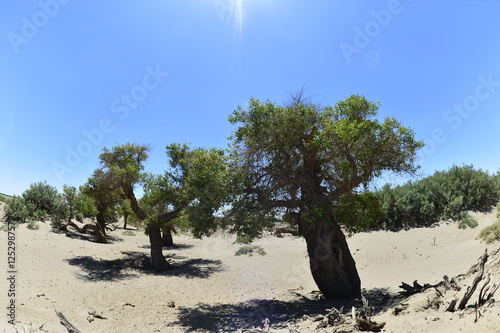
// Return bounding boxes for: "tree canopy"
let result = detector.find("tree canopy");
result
[228,93,424,298]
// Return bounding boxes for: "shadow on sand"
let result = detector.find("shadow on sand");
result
[53,226,124,244]
[66,250,224,282]
[173,288,401,332]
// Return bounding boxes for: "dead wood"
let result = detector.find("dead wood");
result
[55,311,81,333]
[355,318,386,332]
[458,249,488,310]
[65,221,107,243]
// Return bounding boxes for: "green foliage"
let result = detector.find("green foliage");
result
[233,235,253,244]
[0,194,8,202]
[22,181,59,218]
[477,220,500,244]
[121,230,136,236]
[376,165,497,230]
[74,192,98,221]
[5,196,30,222]
[457,212,478,229]
[100,142,233,238]
[27,220,40,230]
[235,245,267,256]
[228,93,423,236]
[336,192,384,235]
[0,222,17,231]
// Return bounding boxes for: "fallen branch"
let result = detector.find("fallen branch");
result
[458,249,488,310]
[55,311,82,333]
[60,221,107,243]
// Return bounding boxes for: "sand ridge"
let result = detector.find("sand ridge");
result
[0,207,498,332]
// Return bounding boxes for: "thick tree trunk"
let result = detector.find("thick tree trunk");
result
[162,225,174,247]
[300,212,361,299]
[147,224,173,271]
[96,211,106,235]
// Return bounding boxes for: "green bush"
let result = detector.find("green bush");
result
[27,221,40,230]
[121,230,136,236]
[457,212,478,229]
[235,245,266,256]
[22,181,60,218]
[477,220,500,244]
[376,165,498,230]
[233,235,253,244]
[5,196,30,222]
[0,194,8,203]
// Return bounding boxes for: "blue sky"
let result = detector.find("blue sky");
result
[1,0,500,196]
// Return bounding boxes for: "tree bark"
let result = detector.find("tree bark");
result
[147,223,173,271]
[300,211,361,299]
[123,214,128,229]
[162,225,174,247]
[96,211,106,235]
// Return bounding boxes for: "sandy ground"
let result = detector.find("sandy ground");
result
[0,202,499,332]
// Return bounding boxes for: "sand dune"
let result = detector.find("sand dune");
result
[0,206,498,332]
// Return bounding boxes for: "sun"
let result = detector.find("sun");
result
[213,0,245,38]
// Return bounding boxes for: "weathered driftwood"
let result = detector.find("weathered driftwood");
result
[478,274,499,307]
[398,280,429,297]
[445,299,458,312]
[458,249,488,310]
[355,318,386,332]
[60,221,107,243]
[55,311,81,333]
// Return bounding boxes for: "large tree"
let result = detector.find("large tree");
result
[228,94,423,299]
[99,143,231,271]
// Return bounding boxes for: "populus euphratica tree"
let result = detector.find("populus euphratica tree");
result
[228,94,424,299]
[99,143,232,271]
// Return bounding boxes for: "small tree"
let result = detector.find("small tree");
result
[61,185,78,223]
[116,197,137,230]
[228,94,423,299]
[22,181,59,220]
[99,143,231,271]
[80,169,120,235]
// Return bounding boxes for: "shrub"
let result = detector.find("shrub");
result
[457,212,478,229]
[5,196,30,222]
[22,181,60,218]
[121,230,136,236]
[477,220,500,244]
[0,194,8,203]
[27,221,40,230]
[376,165,498,230]
[235,245,266,256]
[233,235,253,244]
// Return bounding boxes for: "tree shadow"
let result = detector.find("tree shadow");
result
[137,243,194,250]
[159,258,224,279]
[66,252,224,282]
[66,256,138,282]
[174,287,401,332]
[53,226,124,244]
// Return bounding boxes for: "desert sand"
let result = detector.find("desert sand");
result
[1,202,499,332]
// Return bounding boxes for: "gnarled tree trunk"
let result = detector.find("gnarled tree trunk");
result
[300,211,361,299]
[162,225,174,247]
[96,211,106,235]
[147,223,173,271]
